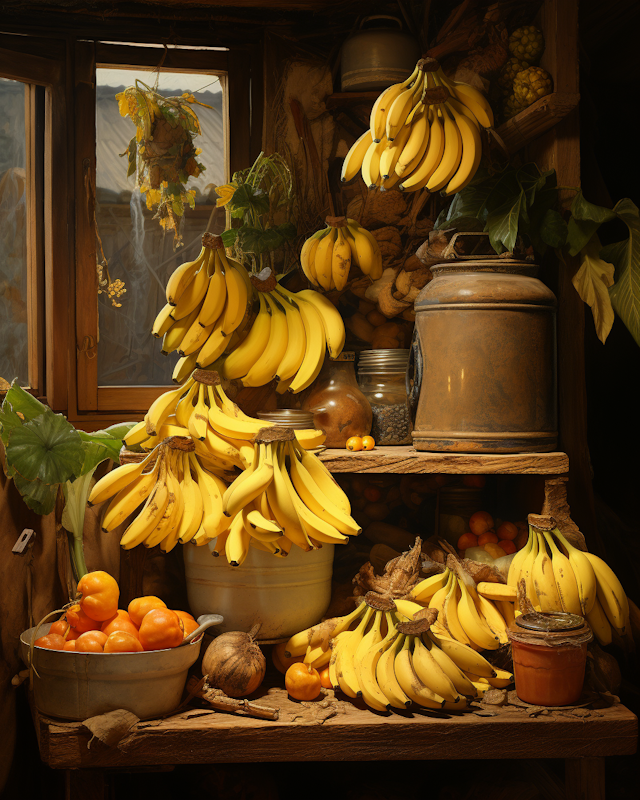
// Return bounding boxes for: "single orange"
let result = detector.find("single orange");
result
[128,596,167,627]
[63,640,77,651]
[498,539,517,555]
[66,604,103,633]
[174,611,199,637]
[75,631,108,653]
[318,665,333,690]
[346,436,363,452]
[477,531,499,546]
[285,662,322,701]
[104,631,144,653]
[361,436,375,451]
[138,608,183,651]
[49,619,71,638]
[34,633,65,651]
[457,532,478,551]
[469,512,494,536]
[101,610,140,639]
[497,521,518,541]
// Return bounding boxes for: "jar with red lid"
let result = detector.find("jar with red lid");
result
[507,612,592,706]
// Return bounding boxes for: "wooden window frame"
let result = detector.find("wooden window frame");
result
[74,41,260,418]
[0,40,69,408]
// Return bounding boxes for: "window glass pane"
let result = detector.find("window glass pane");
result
[95,68,226,386]
[0,78,28,386]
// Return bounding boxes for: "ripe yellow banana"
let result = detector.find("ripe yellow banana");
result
[290,288,345,359]
[225,511,251,566]
[331,226,352,291]
[289,300,326,393]
[376,633,411,708]
[274,294,306,381]
[531,532,563,612]
[439,73,494,128]
[586,596,613,646]
[551,529,597,616]
[299,229,327,286]
[242,293,288,387]
[89,451,155,506]
[195,316,228,368]
[161,306,200,355]
[426,106,462,192]
[341,129,374,182]
[220,255,249,336]
[385,74,424,142]
[101,460,160,532]
[394,637,445,709]
[177,452,204,544]
[443,105,483,196]
[370,65,419,142]
[165,246,207,305]
[172,353,198,384]
[361,136,387,188]
[427,631,496,678]
[395,106,430,176]
[119,460,170,550]
[543,531,582,616]
[410,570,450,604]
[582,550,629,632]
[398,106,445,191]
[379,120,413,179]
[221,293,271,380]
[198,248,227,327]
[152,303,176,338]
[313,226,336,292]
[170,253,210,320]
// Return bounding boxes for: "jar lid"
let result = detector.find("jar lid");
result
[516,612,585,632]
[257,409,315,430]
[358,349,409,374]
[507,613,593,648]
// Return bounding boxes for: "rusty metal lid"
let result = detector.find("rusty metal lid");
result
[507,613,593,647]
[516,612,585,632]
[358,349,409,374]
[256,409,315,430]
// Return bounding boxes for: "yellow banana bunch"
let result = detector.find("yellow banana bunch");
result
[300,217,382,289]
[214,428,360,564]
[342,57,494,196]
[90,436,229,552]
[219,283,345,392]
[283,594,512,712]
[151,232,253,377]
[507,520,630,646]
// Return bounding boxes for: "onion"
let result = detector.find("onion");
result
[201,623,266,698]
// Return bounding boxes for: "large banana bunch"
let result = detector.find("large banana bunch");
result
[300,217,382,289]
[213,427,360,565]
[507,521,630,646]
[151,232,253,381]
[410,566,509,651]
[219,284,345,393]
[341,57,493,196]
[122,370,327,459]
[283,594,512,712]
[88,436,232,552]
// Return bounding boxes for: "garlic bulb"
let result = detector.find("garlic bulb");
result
[202,623,266,698]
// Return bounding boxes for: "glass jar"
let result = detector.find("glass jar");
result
[357,349,412,446]
[302,352,372,448]
[256,409,315,430]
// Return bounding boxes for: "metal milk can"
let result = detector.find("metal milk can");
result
[408,237,557,453]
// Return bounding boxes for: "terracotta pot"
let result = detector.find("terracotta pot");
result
[409,259,557,453]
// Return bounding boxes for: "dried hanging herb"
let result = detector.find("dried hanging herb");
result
[116,80,211,247]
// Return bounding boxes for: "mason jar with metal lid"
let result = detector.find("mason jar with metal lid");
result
[256,409,315,430]
[357,349,412,446]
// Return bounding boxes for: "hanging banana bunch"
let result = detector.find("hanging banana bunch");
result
[152,232,254,382]
[299,216,383,290]
[341,57,494,196]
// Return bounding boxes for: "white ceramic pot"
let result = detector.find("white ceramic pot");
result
[183,543,334,640]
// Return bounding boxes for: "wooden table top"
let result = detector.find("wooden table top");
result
[34,694,637,769]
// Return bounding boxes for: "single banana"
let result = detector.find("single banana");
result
[358,620,397,712]
[581,550,629,632]
[220,293,271,380]
[385,74,424,142]
[289,300,326,394]
[399,107,445,191]
[531,532,564,612]
[207,391,265,441]
[341,129,374,182]
[476,583,517,602]
[187,382,209,441]
[295,442,350,514]
[376,633,411,709]
[379,120,413,179]
[170,254,210,320]
[394,598,427,620]
[198,248,227,327]
[475,594,509,645]
[551,529,598,616]
[172,353,198,384]
[101,461,160,532]
[152,303,176,338]
[520,529,540,606]
[426,106,462,192]
[299,229,327,286]
[225,511,251,566]
[370,65,419,141]
[361,136,387,188]
[161,307,200,355]
[427,572,453,616]
[352,610,384,694]
[166,247,206,305]
[284,602,366,658]
[288,289,345,359]
[190,453,226,542]
[242,293,289,387]
[508,527,533,588]
[496,600,516,626]
[177,453,204,544]
[89,451,155,506]
[177,316,215,357]
[223,443,274,518]
[313,226,336,292]
[345,223,377,278]
[456,579,500,650]
[267,444,313,552]
[195,316,228,368]
[412,635,462,703]
[443,105,483,196]
[439,73,494,128]
[425,636,478,697]
[543,531,582,616]
[220,255,249,336]
[586,596,613,646]
[331,226,352,292]
[394,637,445,709]
[347,222,383,280]
[273,294,306,382]
[441,578,473,647]
[427,631,496,678]
[119,460,170,550]
[395,106,430,176]
[123,420,150,449]
[336,605,375,698]
[410,570,450,604]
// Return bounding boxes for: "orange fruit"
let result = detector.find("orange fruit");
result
[63,640,77,651]
[498,539,517,555]
[318,665,333,690]
[34,633,65,651]
[478,531,499,546]
[361,436,375,451]
[469,512,494,536]
[101,610,140,639]
[457,532,478,551]
[49,619,70,638]
[346,436,363,452]
[285,663,322,701]
[174,611,199,637]
[76,631,108,653]
[66,604,102,633]
[483,542,507,560]
[104,631,144,653]
[138,608,183,651]
[128,596,167,627]
[497,521,518,541]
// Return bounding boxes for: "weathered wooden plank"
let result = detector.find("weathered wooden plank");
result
[38,704,637,770]
[319,447,569,475]
[97,386,171,413]
[496,92,580,155]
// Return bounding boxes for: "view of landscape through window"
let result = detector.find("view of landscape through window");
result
[96,68,225,387]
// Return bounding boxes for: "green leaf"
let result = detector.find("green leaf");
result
[566,190,617,256]
[5,412,84,485]
[540,209,568,248]
[12,475,58,516]
[230,184,270,217]
[518,164,555,207]
[604,198,640,346]
[236,221,296,255]
[221,228,238,247]
[572,235,615,344]
[275,221,297,241]
[485,190,526,253]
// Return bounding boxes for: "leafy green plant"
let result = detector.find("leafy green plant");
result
[0,382,135,578]
[215,152,296,270]
[435,164,640,345]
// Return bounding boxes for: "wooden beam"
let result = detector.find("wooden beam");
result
[496,92,580,155]
[95,43,228,74]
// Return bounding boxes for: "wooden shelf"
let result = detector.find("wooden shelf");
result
[496,91,580,154]
[34,701,637,770]
[319,447,569,475]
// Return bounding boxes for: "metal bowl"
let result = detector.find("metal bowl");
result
[20,623,205,720]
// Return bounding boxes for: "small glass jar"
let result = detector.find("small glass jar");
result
[357,349,412,446]
[302,352,372,448]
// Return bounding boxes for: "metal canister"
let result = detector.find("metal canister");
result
[341,16,420,92]
[408,245,557,453]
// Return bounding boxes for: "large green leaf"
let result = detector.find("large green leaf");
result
[572,235,615,344]
[12,474,59,516]
[237,222,297,254]
[231,184,270,217]
[566,190,618,256]
[517,164,555,208]
[5,412,84,484]
[604,198,640,346]
[220,228,238,247]
[78,423,135,474]
[485,190,527,253]
[540,209,568,249]
[0,382,48,445]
